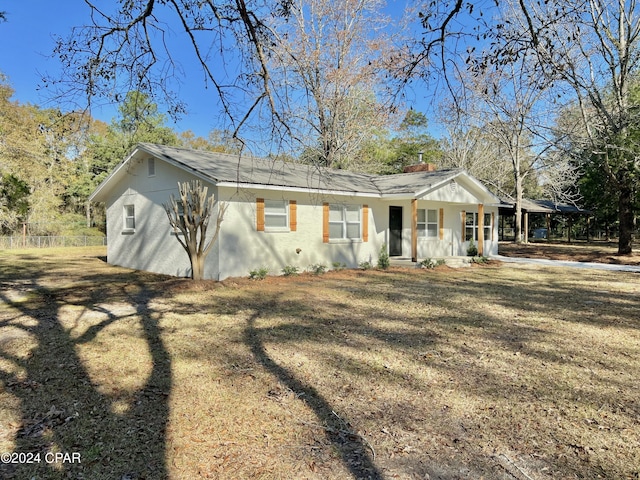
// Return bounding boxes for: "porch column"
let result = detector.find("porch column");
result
[477,204,484,256]
[411,199,418,262]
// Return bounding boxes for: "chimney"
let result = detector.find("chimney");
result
[403,151,437,173]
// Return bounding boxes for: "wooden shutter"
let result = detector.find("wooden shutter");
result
[439,208,444,240]
[289,200,297,231]
[362,205,369,242]
[322,203,329,243]
[256,198,265,231]
[461,210,466,241]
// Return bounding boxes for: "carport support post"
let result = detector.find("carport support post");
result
[568,215,573,243]
[546,214,551,242]
[411,199,418,262]
[523,211,529,243]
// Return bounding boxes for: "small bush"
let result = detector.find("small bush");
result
[281,265,299,276]
[308,263,327,275]
[332,262,346,271]
[377,243,390,270]
[467,239,478,257]
[359,260,373,270]
[249,267,269,280]
[421,258,446,269]
[471,256,489,264]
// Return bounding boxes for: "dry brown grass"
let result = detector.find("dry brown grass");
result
[499,241,640,266]
[1,246,639,479]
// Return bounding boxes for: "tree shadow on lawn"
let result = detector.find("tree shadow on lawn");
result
[245,311,384,479]
[200,268,640,479]
[0,270,171,480]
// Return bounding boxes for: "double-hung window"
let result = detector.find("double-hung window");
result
[417,209,438,238]
[465,212,492,241]
[123,204,135,231]
[264,200,288,230]
[329,204,361,240]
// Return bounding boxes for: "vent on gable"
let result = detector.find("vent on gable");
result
[148,157,156,177]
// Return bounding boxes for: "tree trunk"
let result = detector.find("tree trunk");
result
[514,175,524,244]
[618,185,634,255]
[86,201,91,228]
[192,254,205,281]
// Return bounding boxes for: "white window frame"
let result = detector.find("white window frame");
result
[418,209,438,238]
[264,199,289,231]
[465,212,492,241]
[329,204,361,240]
[123,204,135,232]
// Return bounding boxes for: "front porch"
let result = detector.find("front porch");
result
[389,256,472,268]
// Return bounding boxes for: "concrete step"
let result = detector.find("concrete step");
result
[389,257,472,268]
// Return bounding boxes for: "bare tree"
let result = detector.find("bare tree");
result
[163,180,227,280]
[513,0,640,254]
[263,0,399,168]
[49,0,288,140]
[50,0,406,163]
[412,0,640,254]
[439,60,579,242]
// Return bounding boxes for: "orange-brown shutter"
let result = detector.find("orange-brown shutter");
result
[362,205,369,242]
[256,198,265,231]
[322,203,329,243]
[289,200,297,231]
[439,208,444,240]
[461,210,466,241]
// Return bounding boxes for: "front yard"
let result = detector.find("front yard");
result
[0,247,639,479]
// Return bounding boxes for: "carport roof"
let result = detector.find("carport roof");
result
[499,197,591,214]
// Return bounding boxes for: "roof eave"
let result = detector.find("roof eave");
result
[216,181,381,197]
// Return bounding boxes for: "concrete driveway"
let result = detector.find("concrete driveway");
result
[491,255,640,273]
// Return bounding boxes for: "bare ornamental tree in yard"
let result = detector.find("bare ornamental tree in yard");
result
[163,180,226,280]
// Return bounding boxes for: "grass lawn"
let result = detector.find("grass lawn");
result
[0,246,639,479]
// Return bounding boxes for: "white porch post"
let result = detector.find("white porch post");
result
[477,204,484,256]
[411,199,418,262]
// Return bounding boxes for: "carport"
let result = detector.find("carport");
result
[499,198,591,243]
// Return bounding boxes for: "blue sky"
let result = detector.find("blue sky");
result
[0,1,236,137]
[0,1,435,141]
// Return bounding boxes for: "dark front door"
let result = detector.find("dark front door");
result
[389,206,403,256]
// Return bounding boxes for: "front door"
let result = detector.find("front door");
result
[389,206,403,256]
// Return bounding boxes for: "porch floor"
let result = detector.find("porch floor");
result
[389,256,472,268]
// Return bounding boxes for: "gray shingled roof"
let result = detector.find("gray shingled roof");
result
[499,196,590,214]
[138,143,461,196]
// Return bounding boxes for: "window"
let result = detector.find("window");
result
[465,212,492,241]
[148,158,155,176]
[417,209,438,238]
[329,204,361,240]
[264,200,288,229]
[484,213,492,240]
[124,204,135,231]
